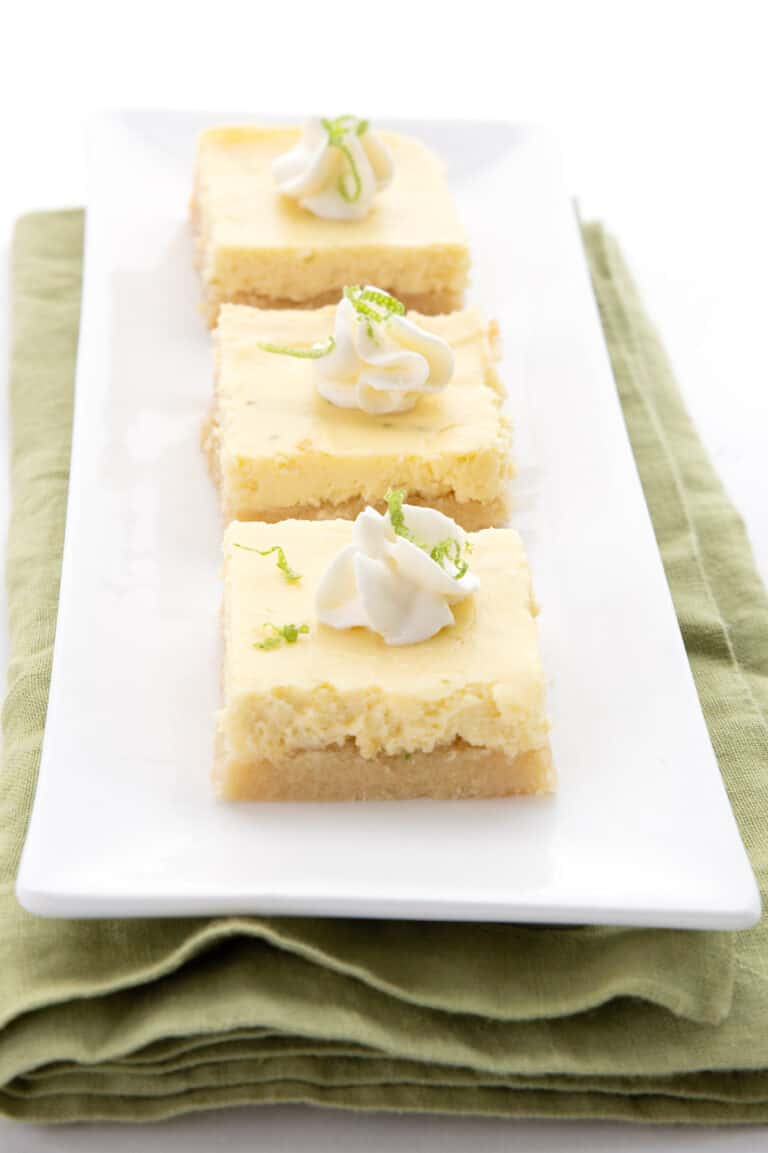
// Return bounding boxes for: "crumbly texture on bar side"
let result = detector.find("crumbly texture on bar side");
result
[191,196,467,326]
[201,412,508,530]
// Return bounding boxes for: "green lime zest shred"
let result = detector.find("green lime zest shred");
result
[321,115,356,136]
[233,543,302,582]
[344,285,405,322]
[254,633,282,651]
[343,285,405,340]
[254,622,310,651]
[320,115,370,203]
[385,488,421,545]
[430,537,470,580]
[385,489,471,581]
[257,336,335,360]
[336,141,362,203]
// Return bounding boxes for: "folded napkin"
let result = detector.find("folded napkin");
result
[1,210,766,1124]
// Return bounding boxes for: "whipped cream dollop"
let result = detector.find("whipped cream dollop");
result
[315,286,454,414]
[273,116,393,221]
[316,499,478,646]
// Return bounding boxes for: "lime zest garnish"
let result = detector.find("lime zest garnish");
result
[344,285,405,322]
[254,622,310,651]
[385,487,422,546]
[257,336,335,360]
[430,537,470,580]
[385,488,471,581]
[320,115,370,203]
[255,633,282,651]
[336,141,362,203]
[322,114,356,135]
[344,285,406,340]
[233,543,302,582]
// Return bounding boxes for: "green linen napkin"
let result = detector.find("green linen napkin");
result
[1,209,766,1124]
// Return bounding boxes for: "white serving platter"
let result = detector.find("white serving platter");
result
[16,111,760,927]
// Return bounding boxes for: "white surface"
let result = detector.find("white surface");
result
[15,110,759,927]
[0,1112,764,1153]
[1,0,767,1149]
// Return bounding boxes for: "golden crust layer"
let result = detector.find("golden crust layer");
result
[216,737,554,802]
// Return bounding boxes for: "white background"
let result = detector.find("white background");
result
[0,0,766,1149]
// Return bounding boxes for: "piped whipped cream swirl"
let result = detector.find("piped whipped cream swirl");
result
[315,286,454,414]
[316,497,478,646]
[273,116,393,221]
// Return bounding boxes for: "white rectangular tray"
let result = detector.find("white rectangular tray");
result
[16,111,760,926]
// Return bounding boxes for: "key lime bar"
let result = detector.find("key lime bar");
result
[204,304,512,530]
[217,519,552,801]
[192,125,470,325]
